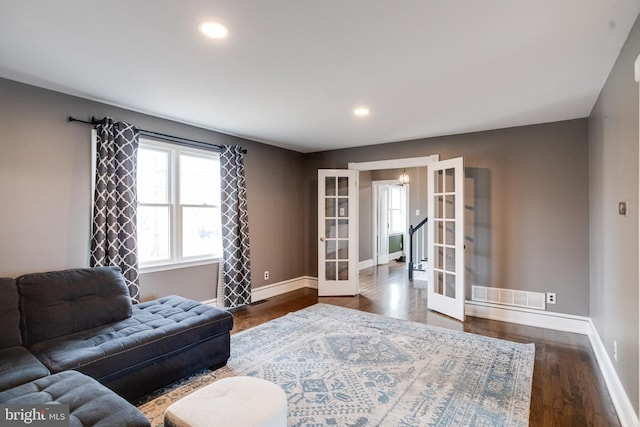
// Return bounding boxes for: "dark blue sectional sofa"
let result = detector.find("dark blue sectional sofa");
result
[0,267,234,426]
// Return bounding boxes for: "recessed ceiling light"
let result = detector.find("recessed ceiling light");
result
[353,107,370,117]
[199,21,228,39]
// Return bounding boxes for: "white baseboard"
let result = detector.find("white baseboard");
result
[465,300,592,335]
[587,320,639,427]
[358,259,374,270]
[252,276,317,302]
[359,254,405,271]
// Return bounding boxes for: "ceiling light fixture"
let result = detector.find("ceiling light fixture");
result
[353,107,370,117]
[399,169,410,185]
[199,21,228,39]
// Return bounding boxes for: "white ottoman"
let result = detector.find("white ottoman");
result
[164,376,288,427]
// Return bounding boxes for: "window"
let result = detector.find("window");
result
[137,139,222,269]
[388,185,406,234]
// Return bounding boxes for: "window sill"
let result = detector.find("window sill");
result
[140,258,221,274]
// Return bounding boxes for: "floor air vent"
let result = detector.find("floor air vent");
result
[471,285,546,310]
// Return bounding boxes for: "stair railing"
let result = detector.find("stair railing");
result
[408,217,428,281]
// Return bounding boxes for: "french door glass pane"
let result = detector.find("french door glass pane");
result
[325,219,337,238]
[137,148,169,204]
[436,170,444,193]
[338,177,348,196]
[182,206,221,257]
[446,222,456,245]
[325,240,336,260]
[337,198,349,217]
[338,219,349,238]
[435,196,443,218]
[337,240,349,259]
[445,247,456,271]
[180,154,219,205]
[445,168,455,192]
[325,262,336,280]
[325,177,336,196]
[436,271,444,294]
[137,206,170,262]
[435,221,444,244]
[325,198,336,217]
[446,195,455,218]
[435,246,443,269]
[338,262,349,280]
[445,273,456,298]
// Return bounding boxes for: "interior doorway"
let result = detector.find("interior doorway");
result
[373,181,409,265]
[348,155,438,275]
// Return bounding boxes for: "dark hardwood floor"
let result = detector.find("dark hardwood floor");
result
[231,261,620,427]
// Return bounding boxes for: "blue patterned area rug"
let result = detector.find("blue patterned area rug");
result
[138,303,535,426]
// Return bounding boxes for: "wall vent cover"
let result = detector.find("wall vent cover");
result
[471,285,546,310]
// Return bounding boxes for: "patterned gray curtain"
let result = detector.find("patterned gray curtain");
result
[90,117,141,302]
[217,145,252,308]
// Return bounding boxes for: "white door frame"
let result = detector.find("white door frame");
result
[348,155,439,172]
[372,180,410,265]
[350,155,439,270]
[377,184,390,265]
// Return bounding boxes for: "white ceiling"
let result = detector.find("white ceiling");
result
[1,1,639,153]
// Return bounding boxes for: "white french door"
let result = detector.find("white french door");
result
[427,157,465,321]
[318,170,359,296]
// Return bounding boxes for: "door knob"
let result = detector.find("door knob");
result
[320,237,325,242]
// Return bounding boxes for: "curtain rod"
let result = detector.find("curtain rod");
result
[68,116,247,154]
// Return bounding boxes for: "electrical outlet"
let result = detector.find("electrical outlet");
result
[546,292,556,304]
[613,340,618,362]
[263,271,269,280]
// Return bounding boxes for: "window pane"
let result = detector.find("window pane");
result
[180,154,220,205]
[390,209,403,233]
[390,186,402,208]
[137,147,169,204]
[137,206,170,262]
[182,206,221,257]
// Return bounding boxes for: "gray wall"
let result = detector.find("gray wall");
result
[0,78,306,301]
[588,15,640,414]
[304,119,590,316]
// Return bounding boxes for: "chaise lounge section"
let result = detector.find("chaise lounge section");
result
[17,267,233,401]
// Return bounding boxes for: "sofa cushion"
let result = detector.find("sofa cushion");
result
[0,370,150,427]
[29,296,233,382]
[0,347,49,392]
[0,278,21,349]
[16,267,133,346]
